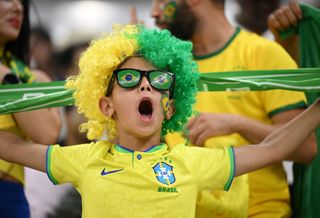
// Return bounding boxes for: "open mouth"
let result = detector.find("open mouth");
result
[138,99,153,120]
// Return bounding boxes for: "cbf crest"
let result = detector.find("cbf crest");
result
[153,162,176,185]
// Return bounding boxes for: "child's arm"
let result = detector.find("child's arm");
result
[234,99,320,176]
[0,131,47,172]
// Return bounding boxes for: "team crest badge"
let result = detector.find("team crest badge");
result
[153,162,176,185]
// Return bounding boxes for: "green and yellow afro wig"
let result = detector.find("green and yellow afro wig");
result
[66,24,199,140]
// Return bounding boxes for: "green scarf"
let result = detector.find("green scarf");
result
[281,4,320,218]
[0,67,320,114]
[0,48,34,83]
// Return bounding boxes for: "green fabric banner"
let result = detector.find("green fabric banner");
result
[281,4,320,218]
[1,68,320,115]
[197,68,320,92]
[0,81,74,114]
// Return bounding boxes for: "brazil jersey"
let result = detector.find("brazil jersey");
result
[46,141,235,218]
[166,28,307,218]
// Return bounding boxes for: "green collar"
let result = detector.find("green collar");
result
[193,27,241,60]
[114,143,165,153]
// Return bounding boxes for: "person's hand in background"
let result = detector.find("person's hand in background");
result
[129,6,144,25]
[268,1,302,63]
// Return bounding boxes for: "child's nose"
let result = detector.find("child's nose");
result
[139,77,152,93]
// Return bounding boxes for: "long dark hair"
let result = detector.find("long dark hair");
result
[5,0,30,64]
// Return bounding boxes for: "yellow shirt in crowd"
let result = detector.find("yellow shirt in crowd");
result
[166,27,307,218]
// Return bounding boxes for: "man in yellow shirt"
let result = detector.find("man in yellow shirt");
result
[150,0,317,217]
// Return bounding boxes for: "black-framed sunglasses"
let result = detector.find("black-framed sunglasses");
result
[106,68,175,98]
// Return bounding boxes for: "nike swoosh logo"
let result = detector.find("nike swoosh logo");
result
[101,168,123,176]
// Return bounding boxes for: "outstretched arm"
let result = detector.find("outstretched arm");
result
[0,131,47,172]
[234,99,320,176]
[187,108,316,163]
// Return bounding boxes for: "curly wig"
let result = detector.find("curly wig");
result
[65,24,199,140]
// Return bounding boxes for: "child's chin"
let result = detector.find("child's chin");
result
[135,127,158,137]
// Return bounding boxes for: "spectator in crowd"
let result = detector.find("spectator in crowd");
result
[149,0,317,217]
[0,0,61,217]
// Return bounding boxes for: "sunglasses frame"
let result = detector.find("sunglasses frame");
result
[106,68,175,98]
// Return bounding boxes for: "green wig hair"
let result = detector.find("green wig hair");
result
[66,24,199,140]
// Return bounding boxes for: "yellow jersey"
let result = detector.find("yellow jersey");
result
[46,141,235,218]
[166,27,307,218]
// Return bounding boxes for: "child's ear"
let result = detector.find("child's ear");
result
[165,99,175,120]
[99,96,115,117]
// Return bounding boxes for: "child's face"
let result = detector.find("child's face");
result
[100,57,174,139]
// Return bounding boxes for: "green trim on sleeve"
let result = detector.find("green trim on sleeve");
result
[268,101,307,118]
[46,146,59,185]
[224,146,235,191]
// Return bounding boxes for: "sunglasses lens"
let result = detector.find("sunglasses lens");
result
[115,69,173,92]
[149,71,172,90]
[117,69,141,88]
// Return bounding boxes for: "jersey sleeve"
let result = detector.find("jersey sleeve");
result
[253,37,297,70]
[259,90,307,117]
[46,143,91,187]
[185,146,235,191]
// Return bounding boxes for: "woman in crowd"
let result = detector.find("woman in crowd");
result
[0,0,61,217]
